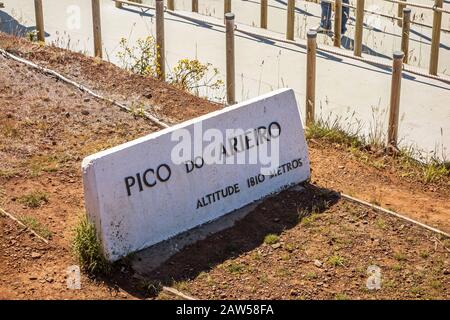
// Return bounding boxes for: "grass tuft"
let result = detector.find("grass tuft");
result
[72,214,110,275]
[328,254,346,267]
[18,191,49,208]
[226,262,246,274]
[393,252,407,262]
[335,292,349,300]
[263,233,280,245]
[306,119,361,148]
[422,162,449,183]
[19,215,52,239]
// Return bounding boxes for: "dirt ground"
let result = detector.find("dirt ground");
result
[151,185,449,300]
[0,34,448,299]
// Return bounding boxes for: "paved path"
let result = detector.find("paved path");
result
[1,0,449,160]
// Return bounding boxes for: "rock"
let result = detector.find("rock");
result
[81,110,90,116]
[271,243,281,249]
[31,252,41,259]
[314,259,323,268]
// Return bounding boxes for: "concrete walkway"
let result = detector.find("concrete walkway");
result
[1,0,449,160]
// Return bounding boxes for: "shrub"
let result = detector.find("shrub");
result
[117,36,161,77]
[168,58,223,96]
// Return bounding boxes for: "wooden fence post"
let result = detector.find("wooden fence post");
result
[168,0,175,11]
[192,0,198,12]
[429,0,443,75]
[34,0,45,42]
[354,0,364,56]
[224,0,231,15]
[401,8,411,63]
[388,51,404,147]
[260,0,268,29]
[397,0,406,27]
[91,0,102,58]
[156,0,165,81]
[306,31,317,126]
[286,0,295,40]
[225,13,235,105]
[333,0,342,47]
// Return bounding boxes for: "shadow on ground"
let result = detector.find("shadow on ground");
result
[105,183,340,298]
[0,10,49,38]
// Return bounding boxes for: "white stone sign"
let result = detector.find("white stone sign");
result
[82,88,310,261]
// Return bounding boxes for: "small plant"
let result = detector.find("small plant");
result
[300,213,319,227]
[335,293,349,300]
[72,213,110,274]
[328,254,345,267]
[264,233,279,245]
[281,253,290,261]
[0,168,17,179]
[410,286,423,295]
[394,252,407,261]
[117,36,161,77]
[422,161,449,183]
[28,154,64,177]
[376,218,386,229]
[306,116,362,148]
[392,263,402,272]
[129,102,146,118]
[275,267,291,277]
[117,37,224,102]
[18,191,49,208]
[139,279,162,296]
[19,215,52,239]
[383,279,397,288]
[226,262,246,274]
[430,280,441,289]
[168,59,224,97]
[26,30,38,42]
[173,280,190,292]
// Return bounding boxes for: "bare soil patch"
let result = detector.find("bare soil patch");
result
[150,185,449,300]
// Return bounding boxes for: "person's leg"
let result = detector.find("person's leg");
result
[320,1,332,30]
[341,0,350,34]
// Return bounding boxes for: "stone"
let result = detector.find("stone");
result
[314,259,323,268]
[31,252,41,259]
[83,89,310,261]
